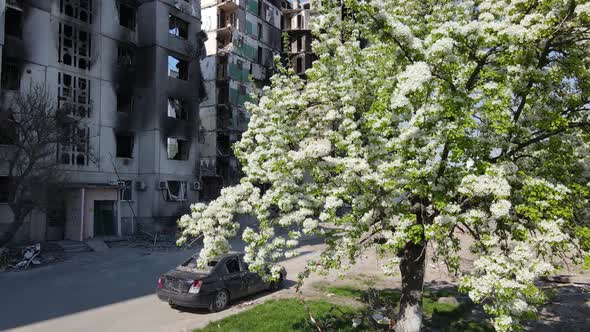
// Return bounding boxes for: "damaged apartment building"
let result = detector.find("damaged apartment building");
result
[198,0,282,199]
[0,0,209,243]
[281,0,314,77]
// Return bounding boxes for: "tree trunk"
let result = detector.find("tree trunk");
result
[0,212,24,247]
[395,240,426,332]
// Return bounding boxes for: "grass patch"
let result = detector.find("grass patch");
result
[315,284,493,332]
[194,299,366,332]
[583,255,590,270]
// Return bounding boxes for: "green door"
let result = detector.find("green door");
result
[94,201,116,237]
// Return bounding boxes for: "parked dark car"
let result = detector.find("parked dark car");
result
[156,252,286,312]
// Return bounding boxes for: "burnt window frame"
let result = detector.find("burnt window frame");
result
[165,180,187,201]
[58,22,92,70]
[167,55,189,81]
[119,180,133,201]
[167,97,189,120]
[118,2,136,30]
[5,7,23,38]
[58,72,91,118]
[59,125,90,166]
[1,59,21,91]
[257,22,263,40]
[167,137,189,160]
[116,90,134,113]
[116,45,135,68]
[115,132,135,159]
[168,14,189,40]
[60,0,93,24]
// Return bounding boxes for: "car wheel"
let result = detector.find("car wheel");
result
[269,276,283,291]
[210,290,229,312]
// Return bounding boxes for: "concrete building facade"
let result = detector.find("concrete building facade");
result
[0,0,207,242]
[281,0,314,77]
[198,0,282,199]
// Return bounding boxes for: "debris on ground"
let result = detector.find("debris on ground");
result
[352,318,362,328]
[105,233,182,251]
[0,242,65,272]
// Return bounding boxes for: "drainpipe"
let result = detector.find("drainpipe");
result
[80,188,85,241]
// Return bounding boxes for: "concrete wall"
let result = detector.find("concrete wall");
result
[0,0,206,242]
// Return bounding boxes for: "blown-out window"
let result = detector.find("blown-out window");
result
[167,98,188,120]
[167,138,189,160]
[1,60,20,91]
[119,180,132,201]
[165,181,187,201]
[169,15,188,39]
[168,55,188,80]
[115,132,134,158]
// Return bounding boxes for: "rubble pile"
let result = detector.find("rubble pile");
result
[0,243,64,272]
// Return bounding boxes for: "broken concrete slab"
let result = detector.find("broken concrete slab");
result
[85,239,110,252]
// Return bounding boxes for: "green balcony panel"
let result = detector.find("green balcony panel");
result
[247,0,258,14]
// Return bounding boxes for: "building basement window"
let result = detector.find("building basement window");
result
[119,3,136,30]
[169,15,188,39]
[116,132,134,158]
[168,55,188,80]
[167,138,189,160]
[5,8,22,38]
[165,181,187,201]
[0,177,9,203]
[119,180,133,201]
[1,60,20,91]
[167,97,188,120]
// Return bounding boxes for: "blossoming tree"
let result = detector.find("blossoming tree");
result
[178,0,590,330]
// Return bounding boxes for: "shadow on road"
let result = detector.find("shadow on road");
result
[0,236,320,331]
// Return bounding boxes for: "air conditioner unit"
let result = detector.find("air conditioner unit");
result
[191,181,202,191]
[135,181,147,191]
[157,181,169,190]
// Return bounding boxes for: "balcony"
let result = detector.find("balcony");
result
[218,0,238,12]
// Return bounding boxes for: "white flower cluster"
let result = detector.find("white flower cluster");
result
[462,243,558,331]
[459,172,511,198]
[390,62,432,108]
[174,1,590,331]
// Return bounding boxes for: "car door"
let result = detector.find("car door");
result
[222,257,247,299]
[239,256,265,295]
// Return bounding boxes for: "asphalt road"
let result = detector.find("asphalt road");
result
[0,242,321,332]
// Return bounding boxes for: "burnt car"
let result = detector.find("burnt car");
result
[156,252,286,312]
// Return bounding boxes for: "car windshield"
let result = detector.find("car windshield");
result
[177,257,218,272]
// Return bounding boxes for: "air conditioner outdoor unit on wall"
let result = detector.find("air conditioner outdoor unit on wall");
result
[157,181,168,190]
[191,181,202,191]
[135,181,147,191]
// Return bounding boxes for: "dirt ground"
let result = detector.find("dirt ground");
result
[284,235,590,331]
